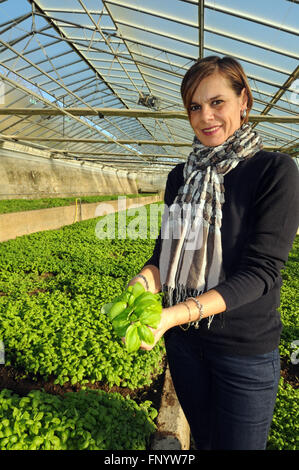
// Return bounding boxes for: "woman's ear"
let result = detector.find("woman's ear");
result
[240,87,248,110]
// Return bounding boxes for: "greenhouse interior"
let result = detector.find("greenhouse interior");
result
[0,0,298,452]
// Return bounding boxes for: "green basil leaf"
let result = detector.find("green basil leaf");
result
[133,299,157,313]
[118,291,135,306]
[108,301,127,320]
[133,292,156,306]
[125,324,141,353]
[130,282,145,298]
[112,310,131,329]
[100,302,113,315]
[134,301,162,319]
[126,292,135,306]
[130,313,138,322]
[137,324,155,345]
[138,310,161,329]
[114,323,130,338]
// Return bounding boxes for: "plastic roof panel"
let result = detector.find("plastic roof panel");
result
[0,0,298,170]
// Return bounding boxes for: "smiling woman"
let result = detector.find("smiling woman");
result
[127,55,299,450]
[181,55,253,147]
[188,73,247,147]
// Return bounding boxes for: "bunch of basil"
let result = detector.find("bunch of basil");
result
[102,282,162,353]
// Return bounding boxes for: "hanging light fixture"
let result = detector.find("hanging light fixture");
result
[138,92,159,109]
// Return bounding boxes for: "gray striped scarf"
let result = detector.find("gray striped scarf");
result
[159,123,263,327]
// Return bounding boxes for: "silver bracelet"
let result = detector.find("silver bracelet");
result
[186,297,204,329]
[179,302,192,331]
[129,274,149,291]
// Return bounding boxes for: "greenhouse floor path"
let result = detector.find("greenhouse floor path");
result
[0,194,162,242]
[151,365,190,450]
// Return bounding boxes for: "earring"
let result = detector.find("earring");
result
[241,108,247,119]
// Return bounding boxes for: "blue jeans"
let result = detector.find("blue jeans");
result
[164,328,280,450]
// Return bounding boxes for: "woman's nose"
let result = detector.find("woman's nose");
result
[201,105,214,122]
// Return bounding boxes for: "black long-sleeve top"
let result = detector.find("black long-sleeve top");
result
[143,150,299,355]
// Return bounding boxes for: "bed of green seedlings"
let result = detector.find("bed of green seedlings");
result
[0,201,297,450]
[0,388,157,450]
[267,235,299,450]
[0,205,165,389]
[267,378,298,450]
[0,193,157,214]
[278,235,299,360]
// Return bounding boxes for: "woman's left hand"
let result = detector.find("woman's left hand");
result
[139,310,169,350]
[122,308,171,352]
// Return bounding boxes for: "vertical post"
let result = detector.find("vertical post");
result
[198,0,205,59]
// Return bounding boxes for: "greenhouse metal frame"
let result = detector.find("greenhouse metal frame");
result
[0,0,298,172]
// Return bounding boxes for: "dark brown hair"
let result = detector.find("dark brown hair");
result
[181,56,253,124]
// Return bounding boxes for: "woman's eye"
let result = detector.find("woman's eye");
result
[190,104,201,112]
[212,100,223,106]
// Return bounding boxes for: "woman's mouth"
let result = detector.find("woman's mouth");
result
[201,126,221,136]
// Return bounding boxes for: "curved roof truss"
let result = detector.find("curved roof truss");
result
[0,0,298,171]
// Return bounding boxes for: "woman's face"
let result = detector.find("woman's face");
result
[189,71,247,147]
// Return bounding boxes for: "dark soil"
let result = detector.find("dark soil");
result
[280,356,298,389]
[0,356,297,452]
[0,356,167,411]
[0,354,296,427]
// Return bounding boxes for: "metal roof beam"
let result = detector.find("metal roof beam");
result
[101,0,299,38]
[104,0,197,27]
[179,0,299,36]
[0,40,150,143]
[0,134,290,156]
[110,18,198,48]
[1,108,298,123]
[79,30,297,93]
[5,32,296,107]
[5,42,74,71]
[27,0,128,110]
[138,69,299,114]
[50,151,183,158]
[0,12,32,33]
[0,73,149,161]
[76,0,159,144]
[38,8,109,15]
[0,26,53,55]
[34,8,299,62]
[206,27,298,61]
[255,65,299,121]
[0,136,193,146]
